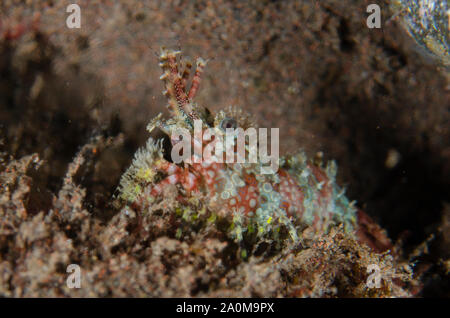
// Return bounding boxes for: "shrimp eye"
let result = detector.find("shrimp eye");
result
[220,118,237,131]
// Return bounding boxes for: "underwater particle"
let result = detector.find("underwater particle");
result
[390,0,449,67]
[385,148,401,169]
